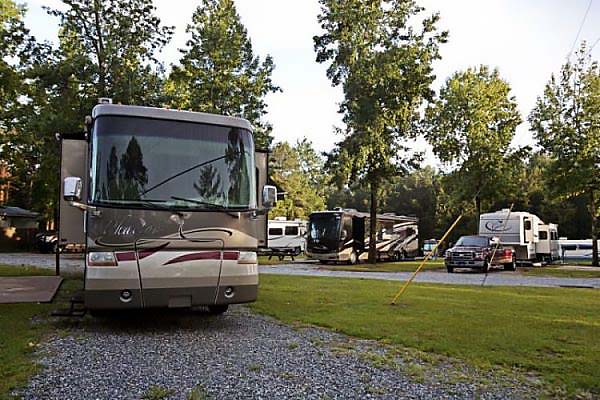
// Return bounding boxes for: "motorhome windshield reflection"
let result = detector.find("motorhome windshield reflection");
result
[90,116,256,210]
[308,214,340,248]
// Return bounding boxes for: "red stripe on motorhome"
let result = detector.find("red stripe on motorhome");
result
[163,251,222,265]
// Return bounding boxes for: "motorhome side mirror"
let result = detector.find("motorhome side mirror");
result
[340,229,348,241]
[63,177,82,202]
[262,185,277,209]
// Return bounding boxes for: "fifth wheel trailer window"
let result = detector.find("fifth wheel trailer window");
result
[285,226,299,236]
[269,228,283,236]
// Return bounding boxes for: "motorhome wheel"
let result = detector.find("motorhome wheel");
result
[348,250,358,265]
[208,305,229,315]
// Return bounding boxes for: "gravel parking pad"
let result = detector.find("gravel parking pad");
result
[19,307,540,399]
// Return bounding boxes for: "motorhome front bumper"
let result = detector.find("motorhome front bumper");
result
[306,251,347,261]
[85,284,258,310]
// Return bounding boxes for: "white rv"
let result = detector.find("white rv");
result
[267,217,307,257]
[479,210,559,262]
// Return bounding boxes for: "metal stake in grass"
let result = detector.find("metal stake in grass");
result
[390,214,463,305]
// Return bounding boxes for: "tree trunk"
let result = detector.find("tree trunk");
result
[368,180,378,264]
[591,190,599,267]
[475,194,481,226]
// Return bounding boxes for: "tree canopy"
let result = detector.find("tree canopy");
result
[423,65,523,219]
[529,44,600,266]
[314,0,447,262]
[166,0,279,149]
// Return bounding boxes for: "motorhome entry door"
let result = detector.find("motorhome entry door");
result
[135,238,224,308]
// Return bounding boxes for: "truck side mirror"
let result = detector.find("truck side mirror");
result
[262,185,277,209]
[63,177,82,202]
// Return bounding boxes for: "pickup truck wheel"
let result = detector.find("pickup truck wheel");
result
[447,266,454,273]
[504,257,517,271]
[482,259,490,273]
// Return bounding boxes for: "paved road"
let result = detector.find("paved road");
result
[1,253,598,289]
[261,263,600,289]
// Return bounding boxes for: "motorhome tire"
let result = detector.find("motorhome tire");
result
[348,251,358,265]
[208,305,229,315]
[504,257,517,271]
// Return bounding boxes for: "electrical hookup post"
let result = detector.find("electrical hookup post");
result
[390,214,463,305]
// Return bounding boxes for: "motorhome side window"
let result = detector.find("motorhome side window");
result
[524,220,532,230]
[539,231,548,240]
[285,226,299,236]
[90,116,257,209]
[269,228,283,236]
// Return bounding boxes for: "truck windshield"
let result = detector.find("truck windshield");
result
[456,236,489,247]
[90,116,256,210]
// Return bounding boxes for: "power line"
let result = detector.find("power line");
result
[585,36,600,57]
[568,0,593,59]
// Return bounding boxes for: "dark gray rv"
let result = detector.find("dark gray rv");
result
[305,209,418,264]
[61,104,276,314]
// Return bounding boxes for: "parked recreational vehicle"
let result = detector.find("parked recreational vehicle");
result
[559,239,600,261]
[305,209,418,264]
[266,217,307,256]
[478,209,559,262]
[60,104,276,314]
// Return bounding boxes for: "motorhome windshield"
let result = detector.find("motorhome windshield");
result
[308,214,341,242]
[90,116,256,210]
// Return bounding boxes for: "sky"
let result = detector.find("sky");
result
[22,0,600,166]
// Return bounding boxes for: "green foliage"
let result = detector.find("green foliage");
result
[315,0,447,262]
[269,139,326,219]
[0,0,173,223]
[423,65,523,218]
[166,0,279,149]
[46,0,173,105]
[529,43,599,265]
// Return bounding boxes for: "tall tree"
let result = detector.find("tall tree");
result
[529,44,600,266]
[270,141,326,220]
[423,65,523,221]
[46,0,173,105]
[315,0,447,263]
[167,0,280,149]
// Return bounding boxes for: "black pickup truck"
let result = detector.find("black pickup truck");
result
[445,235,516,273]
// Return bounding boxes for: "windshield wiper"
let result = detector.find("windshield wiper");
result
[140,151,240,197]
[170,196,223,209]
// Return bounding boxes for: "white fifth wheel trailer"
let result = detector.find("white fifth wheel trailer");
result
[266,217,307,258]
[479,209,559,262]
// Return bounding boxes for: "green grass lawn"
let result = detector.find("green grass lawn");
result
[521,267,600,279]
[252,274,600,395]
[318,259,445,273]
[0,265,82,398]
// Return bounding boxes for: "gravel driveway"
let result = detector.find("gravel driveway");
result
[19,307,541,400]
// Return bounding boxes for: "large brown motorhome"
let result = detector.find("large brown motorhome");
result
[60,104,276,314]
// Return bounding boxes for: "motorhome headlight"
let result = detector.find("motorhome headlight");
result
[237,251,257,264]
[88,252,117,266]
